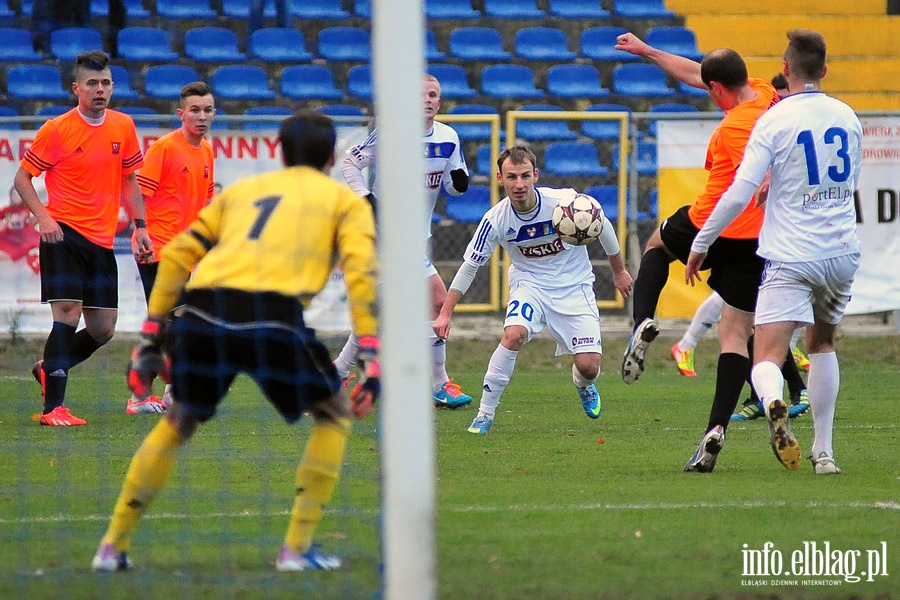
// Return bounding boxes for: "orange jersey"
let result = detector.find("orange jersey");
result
[137,129,215,251]
[688,78,779,239]
[20,108,143,249]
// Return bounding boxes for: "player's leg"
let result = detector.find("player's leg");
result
[468,325,527,434]
[672,291,724,377]
[428,269,471,408]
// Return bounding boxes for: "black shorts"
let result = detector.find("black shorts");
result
[40,222,118,308]
[659,206,764,313]
[168,288,342,423]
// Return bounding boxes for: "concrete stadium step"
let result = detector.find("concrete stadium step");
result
[743,57,900,94]
[667,0,884,16]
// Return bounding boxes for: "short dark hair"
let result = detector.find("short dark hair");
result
[497,146,537,174]
[770,73,788,90]
[700,48,749,90]
[279,111,336,169]
[785,29,826,80]
[180,81,213,105]
[74,50,110,79]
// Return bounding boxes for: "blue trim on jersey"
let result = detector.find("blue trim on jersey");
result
[512,220,555,242]
[511,189,543,222]
[473,219,493,253]
[358,129,378,149]
[425,141,458,159]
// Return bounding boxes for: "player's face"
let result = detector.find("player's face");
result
[498,158,539,212]
[178,94,216,141]
[423,81,441,123]
[73,68,113,117]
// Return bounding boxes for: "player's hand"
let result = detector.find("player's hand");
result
[754,175,771,212]
[614,32,651,57]
[127,318,170,400]
[37,216,64,244]
[350,335,380,418]
[132,228,155,264]
[613,269,634,299]
[433,313,452,340]
[449,169,469,193]
[685,251,706,286]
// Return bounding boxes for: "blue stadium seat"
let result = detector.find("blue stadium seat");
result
[36,105,71,118]
[50,27,103,61]
[317,104,366,127]
[185,27,246,62]
[474,143,493,177]
[580,26,640,62]
[548,0,610,18]
[354,0,371,18]
[678,81,709,98]
[117,27,179,62]
[612,141,657,176]
[425,0,479,19]
[581,103,632,141]
[544,141,609,178]
[317,27,370,62]
[242,106,291,131]
[0,0,14,17]
[209,109,229,131]
[613,0,674,18]
[445,185,491,223]
[515,27,576,61]
[117,106,172,129]
[222,0,276,18]
[249,28,313,62]
[293,0,349,19]
[425,29,445,61]
[447,103,503,142]
[647,102,698,137]
[646,27,704,62]
[347,64,372,101]
[156,0,216,19]
[109,65,139,101]
[427,64,477,99]
[213,65,276,101]
[0,106,21,130]
[514,104,576,141]
[143,65,201,100]
[449,27,510,61]
[612,64,676,98]
[481,65,543,99]
[584,185,623,222]
[647,189,659,221]
[91,0,150,18]
[546,64,610,99]
[0,28,42,61]
[280,65,343,100]
[484,0,544,18]
[6,65,69,101]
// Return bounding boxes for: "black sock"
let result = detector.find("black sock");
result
[42,321,76,412]
[746,334,760,404]
[70,328,104,370]
[782,349,805,399]
[707,352,751,431]
[632,247,672,330]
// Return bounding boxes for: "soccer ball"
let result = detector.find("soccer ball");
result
[551,193,604,245]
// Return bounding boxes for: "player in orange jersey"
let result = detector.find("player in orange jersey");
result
[126,81,217,415]
[14,50,150,427]
[613,34,779,472]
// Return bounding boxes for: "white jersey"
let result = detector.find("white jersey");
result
[462,187,595,289]
[726,91,862,262]
[343,121,468,239]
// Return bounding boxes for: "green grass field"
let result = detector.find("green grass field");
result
[1,333,898,600]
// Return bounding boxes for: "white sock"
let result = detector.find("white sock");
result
[789,327,803,350]
[429,323,449,393]
[333,333,359,380]
[751,360,785,416]
[681,292,723,350]
[571,362,596,388]
[808,351,839,457]
[479,344,518,419]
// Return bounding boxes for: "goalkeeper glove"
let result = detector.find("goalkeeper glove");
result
[350,335,381,418]
[449,169,469,193]
[127,318,170,400]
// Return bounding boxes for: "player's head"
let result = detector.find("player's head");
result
[73,50,112,116]
[177,81,215,141]
[784,29,827,83]
[497,146,539,211]
[424,74,441,127]
[700,49,749,110]
[771,73,789,99]
[279,110,337,171]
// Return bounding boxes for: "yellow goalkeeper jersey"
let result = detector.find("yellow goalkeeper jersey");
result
[150,165,378,337]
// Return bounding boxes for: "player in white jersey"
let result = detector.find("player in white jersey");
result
[687,29,862,475]
[433,147,633,434]
[334,74,473,408]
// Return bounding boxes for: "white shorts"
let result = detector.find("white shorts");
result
[754,253,860,327]
[504,281,602,356]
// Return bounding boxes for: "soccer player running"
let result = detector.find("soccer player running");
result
[686,30,862,475]
[14,50,149,427]
[613,33,779,472]
[433,147,633,434]
[92,111,380,571]
[125,81,217,415]
[334,74,473,408]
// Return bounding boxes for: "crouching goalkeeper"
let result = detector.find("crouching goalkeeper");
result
[91,111,380,573]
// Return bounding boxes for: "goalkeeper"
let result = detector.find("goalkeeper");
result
[91,111,380,573]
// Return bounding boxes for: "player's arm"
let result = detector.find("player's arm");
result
[596,216,633,298]
[13,167,62,243]
[123,172,154,262]
[342,139,377,213]
[441,135,469,196]
[336,192,379,339]
[614,32,704,89]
